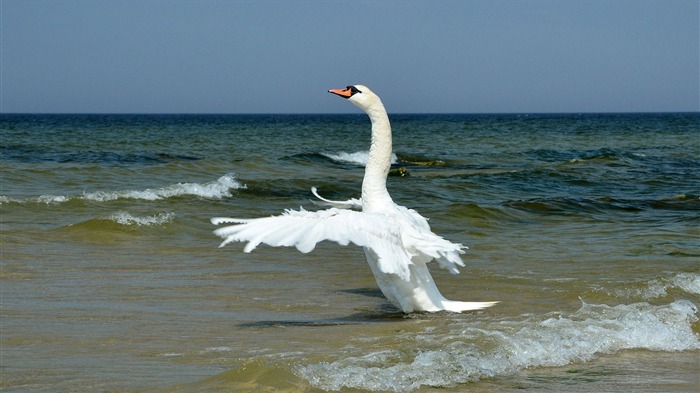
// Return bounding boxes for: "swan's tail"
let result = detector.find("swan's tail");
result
[310,187,362,209]
[442,300,499,312]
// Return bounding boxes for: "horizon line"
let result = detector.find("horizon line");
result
[2,110,698,116]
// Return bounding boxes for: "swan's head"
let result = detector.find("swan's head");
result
[328,84,381,112]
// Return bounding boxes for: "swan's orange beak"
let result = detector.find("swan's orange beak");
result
[328,87,353,98]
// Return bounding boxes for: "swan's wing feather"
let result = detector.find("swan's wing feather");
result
[395,205,431,230]
[212,208,412,279]
[211,217,248,225]
[310,187,362,209]
[395,205,467,274]
[212,209,324,251]
[404,229,466,274]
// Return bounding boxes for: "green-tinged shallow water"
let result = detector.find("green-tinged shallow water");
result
[1,113,699,392]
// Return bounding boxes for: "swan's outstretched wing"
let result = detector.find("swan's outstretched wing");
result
[211,208,413,279]
[310,187,362,209]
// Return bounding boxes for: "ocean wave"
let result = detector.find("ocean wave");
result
[296,299,699,392]
[604,272,700,300]
[292,151,445,169]
[447,202,524,227]
[57,211,177,233]
[107,211,175,226]
[321,151,398,167]
[0,173,244,204]
[527,147,643,165]
[1,145,199,165]
[503,194,700,215]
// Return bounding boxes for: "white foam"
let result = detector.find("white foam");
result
[83,173,243,202]
[296,300,699,392]
[107,211,175,226]
[322,151,398,167]
[1,196,21,204]
[671,273,700,294]
[157,352,184,357]
[203,346,234,353]
[37,195,69,203]
[610,272,700,299]
[3,173,244,204]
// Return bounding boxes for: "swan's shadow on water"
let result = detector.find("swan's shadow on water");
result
[338,287,387,299]
[237,288,484,328]
[237,287,406,328]
[237,287,465,328]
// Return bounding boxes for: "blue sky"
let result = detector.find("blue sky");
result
[2,0,698,113]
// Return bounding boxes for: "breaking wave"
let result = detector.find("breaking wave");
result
[107,211,176,226]
[296,299,699,392]
[0,173,243,204]
[321,151,398,167]
[603,272,700,300]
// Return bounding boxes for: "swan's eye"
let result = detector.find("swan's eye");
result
[347,86,362,95]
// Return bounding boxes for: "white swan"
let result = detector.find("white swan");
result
[211,85,498,313]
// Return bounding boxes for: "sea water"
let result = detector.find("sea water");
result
[1,113,698,392]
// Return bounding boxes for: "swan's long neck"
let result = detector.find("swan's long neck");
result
[362,100,393,212]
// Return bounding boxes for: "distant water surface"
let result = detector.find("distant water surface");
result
[1,113,698,392]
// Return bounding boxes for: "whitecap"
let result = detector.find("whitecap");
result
[203,346,234,353]
[0,196,19,204]
[107,211,175,226]
[157,352,184,357]
[83,173,244,201]
[5,173,244,204]
[296,300,699,392]
[609,272,700,299]
[671,273,700,295]
[322,151,398,167]
[37,195,70,203]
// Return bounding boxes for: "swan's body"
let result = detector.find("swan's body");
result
[211,85,497,313]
